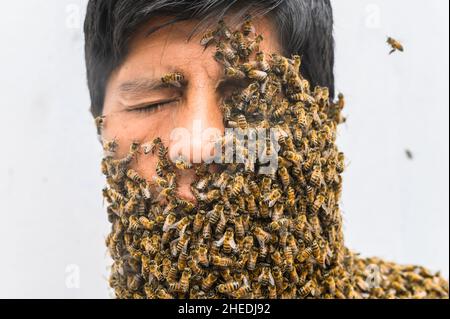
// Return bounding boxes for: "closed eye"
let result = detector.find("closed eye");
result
[127,99,180,114]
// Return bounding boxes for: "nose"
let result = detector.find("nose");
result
[169,76,225,203]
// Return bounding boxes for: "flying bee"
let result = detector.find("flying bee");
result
[161,72,184,88]
[387,37,404,54]
[248,69,268,82]
[217,281,240,294]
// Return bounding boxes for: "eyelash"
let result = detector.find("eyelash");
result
[131,100,177,114]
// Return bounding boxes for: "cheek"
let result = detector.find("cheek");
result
[101,108,182,180]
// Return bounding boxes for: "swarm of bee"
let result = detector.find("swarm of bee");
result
[99,18,448,299]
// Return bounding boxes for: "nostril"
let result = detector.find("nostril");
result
[175,169,198,204]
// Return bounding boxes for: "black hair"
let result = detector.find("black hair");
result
[84,0,335,117]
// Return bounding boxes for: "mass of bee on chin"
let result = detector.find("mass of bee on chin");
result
[96,18,448,299]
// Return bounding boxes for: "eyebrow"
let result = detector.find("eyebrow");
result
[119,78,174,95]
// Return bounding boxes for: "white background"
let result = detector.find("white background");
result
[0,0,448,298]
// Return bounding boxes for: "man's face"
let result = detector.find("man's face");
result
[102,17,282,202]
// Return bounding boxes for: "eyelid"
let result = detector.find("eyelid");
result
[127,98,180,113]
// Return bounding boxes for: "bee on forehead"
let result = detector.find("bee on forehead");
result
[161,72,185,88]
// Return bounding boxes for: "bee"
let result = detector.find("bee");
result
[207,204,224,225]
[258,266,275,287]
[264,188,282,208]
[188,259,205,277]
[202,272,219,291]
[247,248,259,271]
[141,137,162,155]
[156,288,174,299]
[278,166,291,189]
[198,189,221,203]
[255,52,270,72]
[387,37,404,54]
[178,268,191,293]
[233,281,252,299]
[161,72,184,88]
[248,69,268,82]
[202,221,212,240]
[126,169,145,184]
[196,245,210,267]
[163,213,177,233]
[336,152,345,173]
[241,18,255,36]
[211,255,234,268]
[284,150,302,165]
[217,281,240,294]
[215,210,228,236]
[299,280,314,298]
[311,193,326,215]
[292,55,302,74]
[240,82,259,103]
[95,115,105,135]
[247,34,263,55]
[225,67,246,80]
[175,155,192,170]
[230,175,245,197]
[193,210,206,234]
[254,227,272,246]
[297,247,313,263]
[200,30,217,47]
[217,42,237,63]
[233,215,245,239]
[217,228,237,254]
[217,20,232,40]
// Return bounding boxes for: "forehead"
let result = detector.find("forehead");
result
[112,16,282,83]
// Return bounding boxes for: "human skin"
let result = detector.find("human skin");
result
[102,16,282,202]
